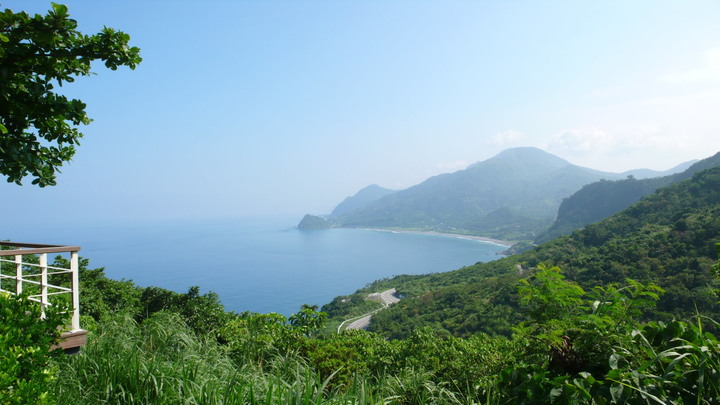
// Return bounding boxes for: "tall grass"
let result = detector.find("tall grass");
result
[54,312,243,404]
[53,312,483,404]
[606,317,720,404]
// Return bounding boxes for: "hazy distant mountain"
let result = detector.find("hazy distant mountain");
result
[621,159,699,179]
[535,151,720,244]
[332,147,630,240]
[331,184,397,217]
[297,214,331,230]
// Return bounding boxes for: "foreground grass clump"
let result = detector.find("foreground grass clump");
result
[54,312,241,403]
[54,312,338,404]
[55,298,720,404]
[53,311,493,404]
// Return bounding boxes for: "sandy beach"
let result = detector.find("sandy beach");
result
[362,228,514,247]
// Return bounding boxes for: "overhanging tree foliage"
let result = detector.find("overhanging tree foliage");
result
[0,3,141,186]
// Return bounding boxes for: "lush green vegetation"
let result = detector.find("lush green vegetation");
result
[362,167,720,340]
[0,293,66,405]
[535,151,720,244]
[535,176,668,245]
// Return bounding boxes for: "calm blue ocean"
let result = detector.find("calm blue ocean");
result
[4,216,506,316]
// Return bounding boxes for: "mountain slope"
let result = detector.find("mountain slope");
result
[331,184,396,217]
[535,151,720,244]
[297,214,331,230]
[333,147,627,239]
[329,167,720,339]
[621,158,698,179]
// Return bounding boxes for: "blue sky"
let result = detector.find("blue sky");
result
[3,1,720,222]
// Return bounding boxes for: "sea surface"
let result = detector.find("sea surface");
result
[4,216,506,316]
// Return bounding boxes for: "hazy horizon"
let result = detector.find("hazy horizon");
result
[3,1,719,224]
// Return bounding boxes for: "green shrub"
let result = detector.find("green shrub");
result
[0,293,66,405]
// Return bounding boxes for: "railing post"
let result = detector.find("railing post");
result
[0,242,87,351]
[15,254,22,294]
[40,253,48,318]
[70,251,80,331]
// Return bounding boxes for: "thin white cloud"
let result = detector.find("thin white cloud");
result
[547,125,684,153]
[489,129,525,147]
[541,125,701,172]
[545,127,613,153]
[663,47,720,85]
[555,62,720,171]
[589,85,624,99]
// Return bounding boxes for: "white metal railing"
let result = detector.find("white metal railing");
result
[0,242,81,332]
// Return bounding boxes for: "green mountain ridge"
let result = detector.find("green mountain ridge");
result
[322,147,696,241]
[535,151,720,244]
[330,184,397,217]
[329,147,631,239]
[620,158,699,179]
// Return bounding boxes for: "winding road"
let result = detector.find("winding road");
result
[338,288,399,332]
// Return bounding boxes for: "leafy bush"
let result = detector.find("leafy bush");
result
[139,285,230,336]
[498,264,720,404]
[0,293,66,405]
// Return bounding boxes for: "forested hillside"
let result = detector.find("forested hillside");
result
[331,184,397,217]
[328,166,720,339]
[535,151,720,244]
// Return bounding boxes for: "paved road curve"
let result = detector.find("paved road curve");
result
[378,288,400,306]
[345,314,372,330]
[340,288,399,332]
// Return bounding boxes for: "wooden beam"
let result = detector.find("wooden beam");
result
[53,329,88,353]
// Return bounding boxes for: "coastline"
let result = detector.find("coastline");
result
[360,227,514,247]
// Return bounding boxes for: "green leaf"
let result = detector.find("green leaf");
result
[0,3,140,187]
[51,3,69,16]
[549,386,563,400]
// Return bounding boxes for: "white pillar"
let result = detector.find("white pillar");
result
[70,251,81,331]
[14,254,22,294]
[40,253,48,318]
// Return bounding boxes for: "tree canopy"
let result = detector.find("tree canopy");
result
[0,3,141,186]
